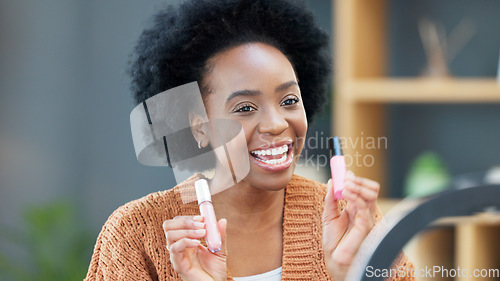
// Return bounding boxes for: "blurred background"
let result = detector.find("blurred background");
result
[0,0,499,280]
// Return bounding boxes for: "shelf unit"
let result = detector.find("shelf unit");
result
[333,0,500,196]
[333,1,500,280]
[379,199,500,281]
[347,79,500,103]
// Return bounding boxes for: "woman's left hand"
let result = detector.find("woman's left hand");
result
[322,170,380,281]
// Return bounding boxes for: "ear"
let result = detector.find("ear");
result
[189,113,209,148]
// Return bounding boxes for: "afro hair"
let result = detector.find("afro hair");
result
[128,0,331,123]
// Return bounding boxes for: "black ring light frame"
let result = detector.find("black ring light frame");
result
[345,185,500,281]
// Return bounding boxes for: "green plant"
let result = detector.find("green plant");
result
[0,201,94,281]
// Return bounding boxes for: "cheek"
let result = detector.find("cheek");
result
[293,109,308,150]
[299,112,308,135]
[204,100,223,119]
[241,119,259,145]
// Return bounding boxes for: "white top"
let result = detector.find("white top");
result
[232,267,282,281]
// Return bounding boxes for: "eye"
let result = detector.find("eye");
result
[281,96,300,106]
[234,103,256,113]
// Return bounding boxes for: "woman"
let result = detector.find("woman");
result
[85,0,414,280]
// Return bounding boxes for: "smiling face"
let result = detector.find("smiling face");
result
[201,42,308,191]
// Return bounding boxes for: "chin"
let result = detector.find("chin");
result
[244,159,297,192]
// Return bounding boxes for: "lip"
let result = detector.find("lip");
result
[249,142,294,172]
[250,140,293,151]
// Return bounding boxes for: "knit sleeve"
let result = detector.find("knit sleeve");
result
[84,207,158,281]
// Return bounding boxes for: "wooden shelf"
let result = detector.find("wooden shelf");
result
[344,78,500,103]
[377,198,500,226]
[404,228,455,281]
[377,198,401,214]
[333,0,500,277]
[456,224,500,281]
[378,198,500,281]
[434,212,500,226]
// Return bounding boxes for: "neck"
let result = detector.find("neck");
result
[212,181,285,230]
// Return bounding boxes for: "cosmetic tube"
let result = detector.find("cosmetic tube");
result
[330,137,346,200]
[195,179,222,253]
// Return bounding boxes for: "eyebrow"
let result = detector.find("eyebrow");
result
[225,89,261,105]
[275,80,298,92]
[225,81,298,105]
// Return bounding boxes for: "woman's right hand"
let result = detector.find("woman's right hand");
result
[163,216,228,281]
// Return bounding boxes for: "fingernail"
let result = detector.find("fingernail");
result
[193,221,205,228]
[343,189,353,197]
[193,215,204,221]
[194,229,206,235]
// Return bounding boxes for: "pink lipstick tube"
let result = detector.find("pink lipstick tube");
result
[195,179,222,253]
[329,137,346,200]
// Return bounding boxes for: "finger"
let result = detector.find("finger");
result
[169,237,202,254]
[194,218,228,269]
[345,170,355,180]
[334,209,372,262]
[342,183,368,209]
[352,176,380,194]
[344,180,378,202]
[173,215,204,222]
[322,179,349,253]
[323,179,341,221]
[218,218,228,255]
[166,228,206,246]
[163,215,205,232]
[342,187,377,228]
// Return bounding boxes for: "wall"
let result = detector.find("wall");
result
[388,0,500,197]
[0,0,332,276]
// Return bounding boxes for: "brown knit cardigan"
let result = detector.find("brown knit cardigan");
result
[85,174,414,280]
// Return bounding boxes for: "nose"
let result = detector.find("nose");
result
[257,108,289,135]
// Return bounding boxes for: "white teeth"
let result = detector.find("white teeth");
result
[250,144,291,165]
[279,146,289,154]
[255,152,288,165]
[251,144,289,156]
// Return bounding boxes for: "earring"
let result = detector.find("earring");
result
[198,140,202,149]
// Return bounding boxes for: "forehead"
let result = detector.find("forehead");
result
[204,42,297,94]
